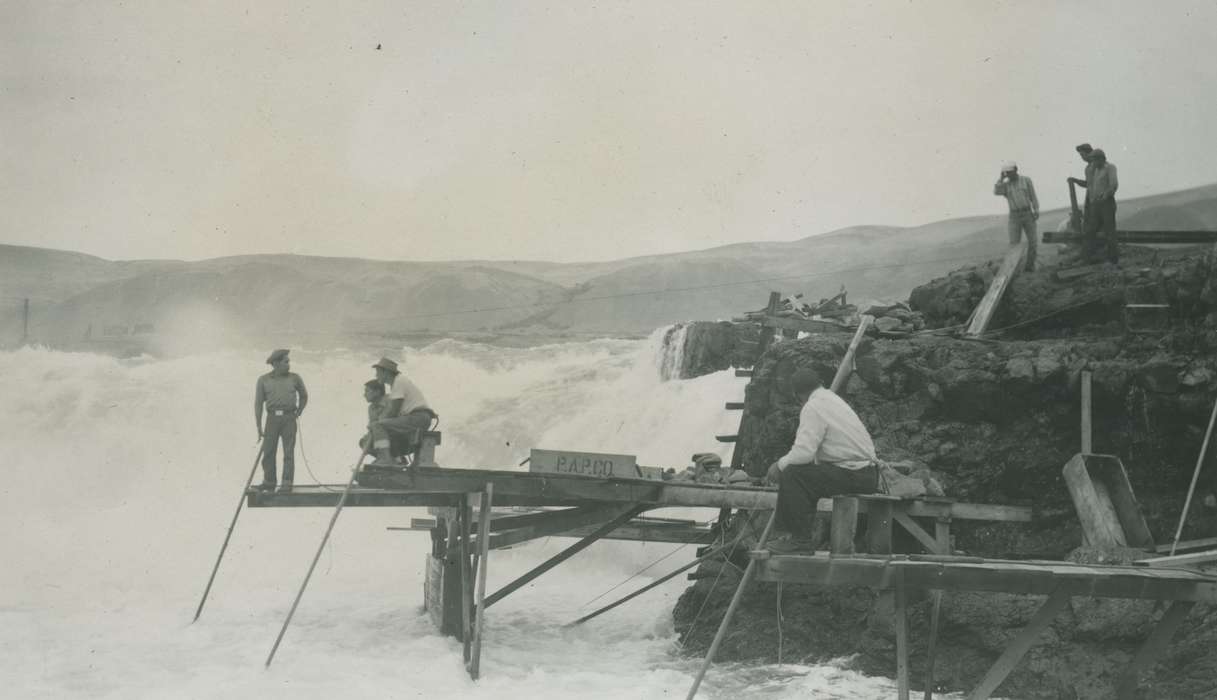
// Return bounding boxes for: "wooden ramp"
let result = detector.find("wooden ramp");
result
[965,239,1026,337]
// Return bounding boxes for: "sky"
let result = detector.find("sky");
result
[3,1,1216,263]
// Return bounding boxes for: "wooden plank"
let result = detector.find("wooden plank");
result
[1089,456,1155,549]
[734,369,754,378]
[966,589,1071,700]
[1043,230,1217,245]
[831,496,860,555]
[1156,536,1217,554]
[965,239,1026,337]
[1062,453,1128,548]
[483,505,646,608]
[715,434,738,443]
[924,590,944,700]
[485,504,640,549]
[934,519,951,556]
[528,449,637,479]
[1115,601,1196,700]
[1081,371,1092,454]
[757,314,854,334]
[467,484,494,679]
[724,402,745,410]
[830,315,875,393]
[1138,549,1217,568]
[459,502,473,657]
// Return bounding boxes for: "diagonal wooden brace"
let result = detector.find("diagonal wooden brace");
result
[1115,600,1195,700]
[967,587,1071,700]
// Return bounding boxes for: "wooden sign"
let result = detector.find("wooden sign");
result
[529,449,651,479]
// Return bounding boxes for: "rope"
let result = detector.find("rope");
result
[978,289,1117,337]
[296,419,343,492]
[679,522,750,648]
[578,542,692,609]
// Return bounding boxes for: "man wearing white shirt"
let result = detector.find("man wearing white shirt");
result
[369,357,437,465]
[765,368,879,551]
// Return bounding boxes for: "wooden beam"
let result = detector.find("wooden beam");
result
[1137,549,1217,568]
[831,496,861,555]
[1115,601,1195,700]
[724,402,745,410]
[483,505,646,608]
[967,588,1071,700]
[734,369,754,378]
[459,502,473,660]
[867,501,894,555]
[1155,536,1217,554]
[830,315,874,393]
[485,504,642,549]
[755,314,854,335]
[965,239,1026,337]
[467,484,494,680]
[924,590,944,700]
[1043,230,1217,245]
[894,511,948,555]
[895,580,911,700]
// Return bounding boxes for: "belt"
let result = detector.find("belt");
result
[1009,207,1034,214]
[408,407,437,417]
[269,409,296,417]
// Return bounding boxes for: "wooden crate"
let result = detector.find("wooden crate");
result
[1062,453,1154,550]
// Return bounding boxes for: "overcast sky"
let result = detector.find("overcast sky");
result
[3,1,1215,263]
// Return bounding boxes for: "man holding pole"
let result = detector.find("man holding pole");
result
[765,368,879,553]
[254,349,308,493]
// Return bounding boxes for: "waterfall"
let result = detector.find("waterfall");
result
[657,323,689,381]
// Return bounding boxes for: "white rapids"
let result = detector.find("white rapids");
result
[0,330,920,699]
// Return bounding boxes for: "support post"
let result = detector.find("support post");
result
[459,500,473,661]
[468,484,494,679]
[895,580,910,700]
[967,588,1070,700]
[483,505,645,609]
[830,496,860,555]
[1081,370,1092,454]
[1115,601,1195,700]
[924,590,944,700]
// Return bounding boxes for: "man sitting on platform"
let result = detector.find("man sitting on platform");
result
[359,378,387,453]
[369,357,437,466]
[765,368,879,553]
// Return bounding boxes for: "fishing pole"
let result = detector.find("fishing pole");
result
[193,437,264,623]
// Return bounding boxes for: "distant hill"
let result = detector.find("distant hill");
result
[4,182,1217,351]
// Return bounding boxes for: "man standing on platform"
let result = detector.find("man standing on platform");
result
[993,161,1040,272]
[765,368,879,553]
[369,357,437,466]
[1085,148,1120,264]
[254,349,308,493]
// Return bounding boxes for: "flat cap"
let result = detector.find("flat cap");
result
[372,357,400,374]
[266,348,290,364]
[1075,143,1093,154]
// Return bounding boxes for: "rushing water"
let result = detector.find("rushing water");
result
[0,330,911,699]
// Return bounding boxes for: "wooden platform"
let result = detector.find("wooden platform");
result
[246,467,1033,524]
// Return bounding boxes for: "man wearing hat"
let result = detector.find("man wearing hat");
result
[1067,143,1097,235]
[764,368,880,552]
[254,349,309,492]
[993,161,1040,272]
[1084,149,1120,264]
[368,357,437,465]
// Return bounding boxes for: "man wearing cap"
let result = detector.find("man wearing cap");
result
[764,368,879,552]
[254,349,309,492]
[1067,143,1097,234]
[993,161,1040,272]
[1084,149,1120,264]
[368,357,437,465]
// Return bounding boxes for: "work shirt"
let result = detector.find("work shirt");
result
[256,372,307,411]
[776,388,877,470]
[1088,162,1119,202]
[994,175,1039,214]
[387,375,431,416]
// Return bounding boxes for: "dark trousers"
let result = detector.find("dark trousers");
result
[1084,197,1119,262]
[776,462,878,535]
[262,414,297,485]
[370,409,434,455]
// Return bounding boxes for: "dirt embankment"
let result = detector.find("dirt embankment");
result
[672,246,1217,699]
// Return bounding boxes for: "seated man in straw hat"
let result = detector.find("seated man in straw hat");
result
[368,357,437,466]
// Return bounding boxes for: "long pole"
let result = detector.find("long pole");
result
[830,315,874,393]
[1170,393,1217,555]
[265,443,370,667]
[686,510,777,699]
[566,539,732,627]
[467,483,494,679]
[193,439,263,622]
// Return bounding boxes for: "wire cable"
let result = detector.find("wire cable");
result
[578,542,692,609]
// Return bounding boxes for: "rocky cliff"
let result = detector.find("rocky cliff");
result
[672,245,1217,699]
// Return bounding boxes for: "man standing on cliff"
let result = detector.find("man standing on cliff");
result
[765,368,879,552]
[254,349,309,493]
[993,161,1040,272]
[1085,148,1120,264]
[368,357,437,466]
